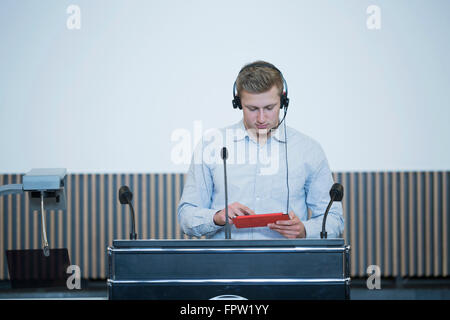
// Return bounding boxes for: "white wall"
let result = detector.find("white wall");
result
[1,0,449,173]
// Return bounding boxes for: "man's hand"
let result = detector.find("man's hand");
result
[267,211,306,238]
[213,202,256,226]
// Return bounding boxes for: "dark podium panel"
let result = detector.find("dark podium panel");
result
[107,239,350,300]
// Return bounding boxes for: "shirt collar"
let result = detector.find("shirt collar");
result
[232,119,287,143]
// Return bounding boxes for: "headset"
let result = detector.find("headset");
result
[232,62,290,112]
[231,62,291,215]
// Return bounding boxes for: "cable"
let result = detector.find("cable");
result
[273,106,288,130]
[283,118,290,215]
[270,106,290,215]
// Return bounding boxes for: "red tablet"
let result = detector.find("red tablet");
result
[232,212,290,229]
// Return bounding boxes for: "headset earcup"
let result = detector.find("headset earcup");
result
[233,96,242,110]
[280,93,289,110]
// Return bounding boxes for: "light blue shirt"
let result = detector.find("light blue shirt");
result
[177,119,344,239]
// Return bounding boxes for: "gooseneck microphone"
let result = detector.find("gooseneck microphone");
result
[221,147,231,239]
[320,183,344,239]
[119,185,138,240]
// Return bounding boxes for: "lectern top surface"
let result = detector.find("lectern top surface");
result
[112,238,345,248]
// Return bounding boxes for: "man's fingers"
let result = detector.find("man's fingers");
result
[268,223,299,231]
[235,207,254,216]
[276,212,299,225]
[230,203,255,215]
[237,204,256,215]
[245,206,256,215]
[275,219,296,226]
[226,207,247,219]
[228,202,241,218]
[267,212,305,239]
[226,209,238,219]
[222,203,255,224]
[226,207,242,218]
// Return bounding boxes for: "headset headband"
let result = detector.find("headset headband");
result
[232,62,289,110]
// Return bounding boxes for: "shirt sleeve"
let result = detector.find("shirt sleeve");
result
[302,154,345,239]
[177,141,223,238]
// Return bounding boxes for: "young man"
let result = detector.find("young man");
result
[177,61,344,239]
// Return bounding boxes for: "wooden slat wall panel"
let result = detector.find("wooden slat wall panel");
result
[0,172,449,279]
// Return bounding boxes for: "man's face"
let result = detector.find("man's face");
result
[240,85,281,139]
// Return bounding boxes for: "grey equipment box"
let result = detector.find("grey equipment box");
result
[107,239,351,300]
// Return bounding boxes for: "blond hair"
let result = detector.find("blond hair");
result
[236,61,284,97]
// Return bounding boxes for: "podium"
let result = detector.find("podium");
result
[107,239,350,300]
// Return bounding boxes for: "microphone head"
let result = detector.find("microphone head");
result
[118,185,133,204]
[330,183,344,201]
[221,147,228,160]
